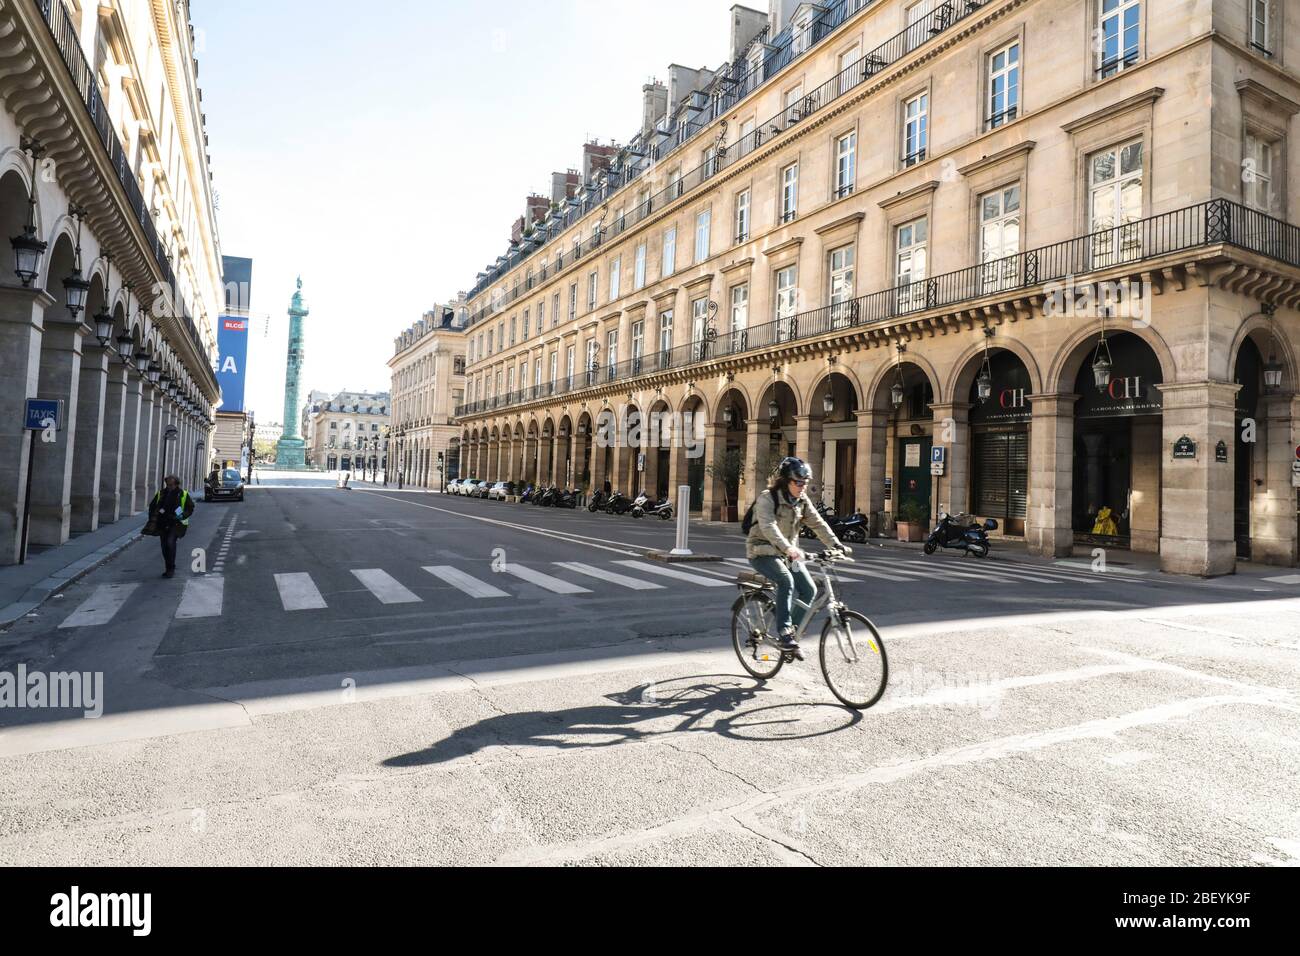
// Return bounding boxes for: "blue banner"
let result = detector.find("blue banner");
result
[215,315,249,412]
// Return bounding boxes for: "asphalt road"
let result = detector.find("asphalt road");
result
[1,478,1298,865]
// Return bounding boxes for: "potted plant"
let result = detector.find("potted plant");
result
[895,499,929,542]
[705,448,745,522]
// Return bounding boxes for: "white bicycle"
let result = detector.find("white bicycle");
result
[730,550,888,709]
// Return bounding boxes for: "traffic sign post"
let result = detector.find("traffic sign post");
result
[19,398,64,565]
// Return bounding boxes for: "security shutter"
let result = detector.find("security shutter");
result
[973,431,1027,519]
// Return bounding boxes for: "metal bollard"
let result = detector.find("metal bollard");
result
[670,484,692,556]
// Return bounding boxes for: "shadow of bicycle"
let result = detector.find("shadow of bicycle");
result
[383,673,862,768]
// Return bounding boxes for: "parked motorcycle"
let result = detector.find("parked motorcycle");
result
[554,488,579,509]
[648,497,674,520]
[605,491,634,516]
[629,491,651,518]
[537,487,556,507]
[588,489,608,512]
[798,503,868,543]
[518,485,535,504]
[924,512,996,558]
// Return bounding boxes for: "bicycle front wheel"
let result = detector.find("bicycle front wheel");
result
[820,610,888,709]
[731,592,784,680]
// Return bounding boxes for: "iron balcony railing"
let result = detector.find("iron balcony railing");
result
[33,0,208,369]
[466,0,904,318]
[455,199,1299,418]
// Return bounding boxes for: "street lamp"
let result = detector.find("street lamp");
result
[147,362,161,385]
[62,205,90,318]
[9,138,46,288]
[115,332,134,364]
[822,390,835,416]
[976,327,995,403]
[890,344,906,410]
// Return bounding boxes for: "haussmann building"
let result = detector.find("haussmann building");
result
[454,0,1300,577]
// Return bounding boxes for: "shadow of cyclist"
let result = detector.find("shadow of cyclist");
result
[383,673,861,768]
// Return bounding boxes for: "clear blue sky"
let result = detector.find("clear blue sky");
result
[197,0,743,423]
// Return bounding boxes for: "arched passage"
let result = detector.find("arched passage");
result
[866,356,937,533]
[806,370,861,514]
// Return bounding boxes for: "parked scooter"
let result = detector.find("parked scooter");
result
[588,489,608,512]
[605,491,634,515]
[924,512,996,558]
[648,497,674,520]
[629,491,651,517]
[537,487,556,507]
[798,503,868,543]
[518,484,535,504]
[554,487,579,509]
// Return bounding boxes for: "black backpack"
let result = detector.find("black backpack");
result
[740,488,782,535]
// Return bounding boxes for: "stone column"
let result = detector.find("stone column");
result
[0,286,49,564]
[136,385,157,508]
[929,402,971,519]
[70,341,109,532]
[1026,394,1078,558]
[743,419,763,504]
[120,372,143,514]
[96,356,129,524]
[1251,393,1299,565]
[29,318,87,546]
[854,408,890,535]
[794,414,825,506]
[701,422,726,520]
[1157,381,1239,576]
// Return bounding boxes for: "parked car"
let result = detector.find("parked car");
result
[459,479,481,497]
[488,481,516,500]
[447,478,462,494]
[204,467,245,503]
[476,481,493,499]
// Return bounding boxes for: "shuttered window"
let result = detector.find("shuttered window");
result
[973,431,1028,519]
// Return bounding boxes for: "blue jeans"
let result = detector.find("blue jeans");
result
[750,555,816,634]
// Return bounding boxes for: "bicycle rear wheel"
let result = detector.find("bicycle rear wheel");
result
[819,610,887,709]
[731,592,784,679]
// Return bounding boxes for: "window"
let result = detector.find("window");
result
[1088,140,1143,265]
[774,265,798,341]
[838,45,860,97]
[829,245,856,327]
[585,338,599,384]
[634,242,647,290]
[895,218,928,312]
[487,329,493,354]
[781,163,799,223]
[566,345,575,387]
[549,350,558,390]
[792,9,814,54]
[980,185,1022,291]
[609,257,621,301]
[631,319,645,371]
[522,309,529,340]
[533,358,541,394]
[988,41,1020,128]
[1244,133,1278,215]
[905,0,943,53]
[729,283,749,353]
[663,225,677,277]
[607,329,619,379]
[587,271,598,311]
[903,92,928,166]
[668,167,683,199]
[1250,0,1273,55]
[507,366,514,394]
[835,132,856,198]
[509,316,517,345]
[692,297,710,358]
[1097,0,1141,77]
[568,282,577,322]
[552,292,560,329]
[739,119,755,158]
[735,189,750,243]
[453,356,466,375]
[658,309,674,358]
[784,85,804,110]
[695,209,711,263]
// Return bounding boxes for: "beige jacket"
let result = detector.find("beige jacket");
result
[745,487,841,559]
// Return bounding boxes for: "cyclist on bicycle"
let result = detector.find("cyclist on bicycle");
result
[746,456,848,659]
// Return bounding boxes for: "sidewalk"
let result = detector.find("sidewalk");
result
[0,518,145,629]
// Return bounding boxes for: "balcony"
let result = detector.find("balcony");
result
[33,0,210,372]
[466,0,987,323]
[454,200,1300,419]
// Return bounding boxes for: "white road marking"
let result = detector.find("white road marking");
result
[612,560,732,587]
[274,572,328,611]
[424,565,510,599]
[58,584,139,628]
[351,569,422,604]
[554,562,665,590]
[176,575,224,619]
[1262,574,1300,585]
[499,563,592,594]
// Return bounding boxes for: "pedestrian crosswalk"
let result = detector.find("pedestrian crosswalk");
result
[55,549,1111,628]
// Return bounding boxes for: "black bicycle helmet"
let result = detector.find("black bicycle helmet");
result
[777,456,812,481]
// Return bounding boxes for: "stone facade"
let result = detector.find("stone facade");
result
[0,0,222,562]
[388,300,468,489]
[456,0,1300,576]
[305,391,390,474]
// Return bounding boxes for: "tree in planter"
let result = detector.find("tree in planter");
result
[895,499,929,539]
[705,447,745,518]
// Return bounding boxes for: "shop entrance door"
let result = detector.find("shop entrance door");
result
[897,436,932,519]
